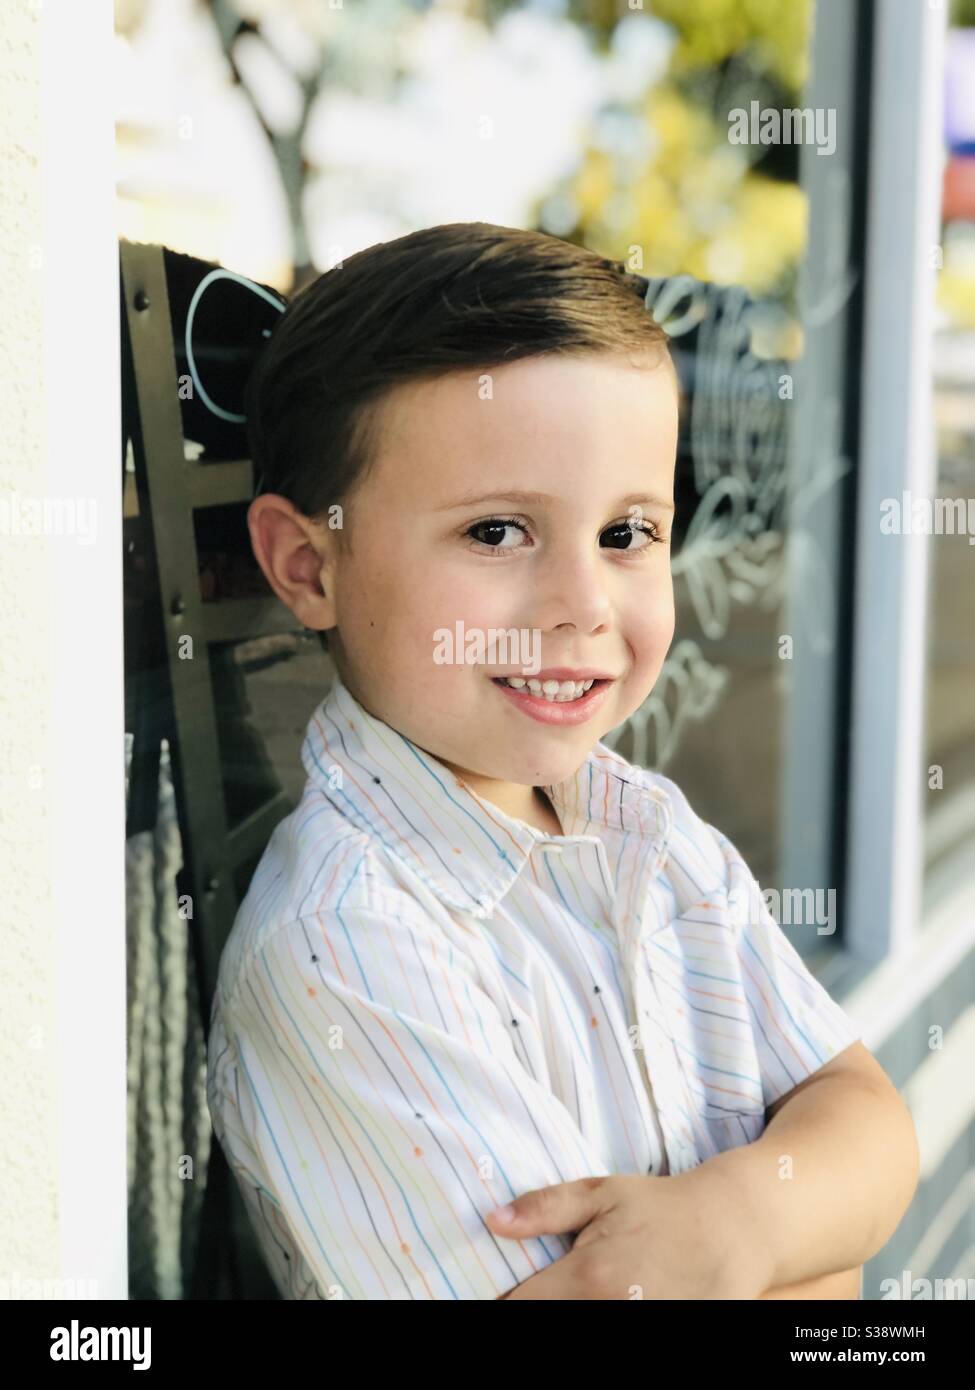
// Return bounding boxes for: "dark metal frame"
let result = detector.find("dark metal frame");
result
[120,238,300,1297]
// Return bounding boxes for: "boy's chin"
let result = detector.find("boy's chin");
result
[495,749,592,789]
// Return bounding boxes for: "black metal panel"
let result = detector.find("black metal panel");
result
[120,239,301,1300]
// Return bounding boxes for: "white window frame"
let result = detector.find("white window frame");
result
[845,0,946,972]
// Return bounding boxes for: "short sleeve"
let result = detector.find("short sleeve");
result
[207,904,615,1301]
[712,826,864,1109]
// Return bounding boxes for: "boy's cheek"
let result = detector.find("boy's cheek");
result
[617,607,676,703]
[620,587,675,651]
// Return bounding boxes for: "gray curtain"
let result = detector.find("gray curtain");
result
[124,732,210,1299]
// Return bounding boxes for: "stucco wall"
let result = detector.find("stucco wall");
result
[0,3,60,1292]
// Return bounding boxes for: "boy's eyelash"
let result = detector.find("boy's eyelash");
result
[464,516,665,555]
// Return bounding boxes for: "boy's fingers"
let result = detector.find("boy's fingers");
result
[497,1255,588,1300]
[486,1175,610,1237]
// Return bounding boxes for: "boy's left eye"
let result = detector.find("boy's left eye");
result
[464,517,663,555]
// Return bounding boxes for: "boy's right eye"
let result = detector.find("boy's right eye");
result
[465,518,528,554]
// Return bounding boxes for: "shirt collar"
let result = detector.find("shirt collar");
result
[300,675,673,918]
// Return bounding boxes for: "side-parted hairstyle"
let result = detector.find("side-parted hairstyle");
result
[243,221,675,652]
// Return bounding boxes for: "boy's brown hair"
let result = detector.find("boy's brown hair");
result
[243,221,675,652]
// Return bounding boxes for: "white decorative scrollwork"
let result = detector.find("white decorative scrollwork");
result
[616,269,851,768]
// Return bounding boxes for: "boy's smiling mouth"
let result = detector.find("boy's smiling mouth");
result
[489,674,614,726]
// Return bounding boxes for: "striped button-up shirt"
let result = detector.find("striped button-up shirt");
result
[206,675,862,1300]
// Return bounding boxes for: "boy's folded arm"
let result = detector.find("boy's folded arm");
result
[758,1266,862,1300]
[211,905,615,1301]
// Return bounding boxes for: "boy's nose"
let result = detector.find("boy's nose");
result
[529,549,614,635]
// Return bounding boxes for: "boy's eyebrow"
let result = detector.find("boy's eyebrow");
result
[433,489,675,513]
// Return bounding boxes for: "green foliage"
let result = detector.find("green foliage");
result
[649,0,812,93]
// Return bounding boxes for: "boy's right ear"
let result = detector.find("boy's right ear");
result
[246,493,339,638]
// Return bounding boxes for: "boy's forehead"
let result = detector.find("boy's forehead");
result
[368,355,678,501]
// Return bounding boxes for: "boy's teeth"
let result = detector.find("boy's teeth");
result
[500,677,596,701]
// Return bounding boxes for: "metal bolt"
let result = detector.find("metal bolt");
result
[134,289,150,312]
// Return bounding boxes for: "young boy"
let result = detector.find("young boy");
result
[205,222,919,1300]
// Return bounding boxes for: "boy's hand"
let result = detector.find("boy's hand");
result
[488,1169,774,1300]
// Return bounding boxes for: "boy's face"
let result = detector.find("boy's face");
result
[259,350,679,825]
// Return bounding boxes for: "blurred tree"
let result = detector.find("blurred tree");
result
[651,0,811,90]
[515,0,813,303]
[205,0,326,291]
[171,0,813,302]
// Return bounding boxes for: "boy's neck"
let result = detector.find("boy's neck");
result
[528,787,564,837]
[453,772,563,838]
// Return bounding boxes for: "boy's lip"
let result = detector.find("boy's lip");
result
[489,674,614,725]
[489,668,617,681]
